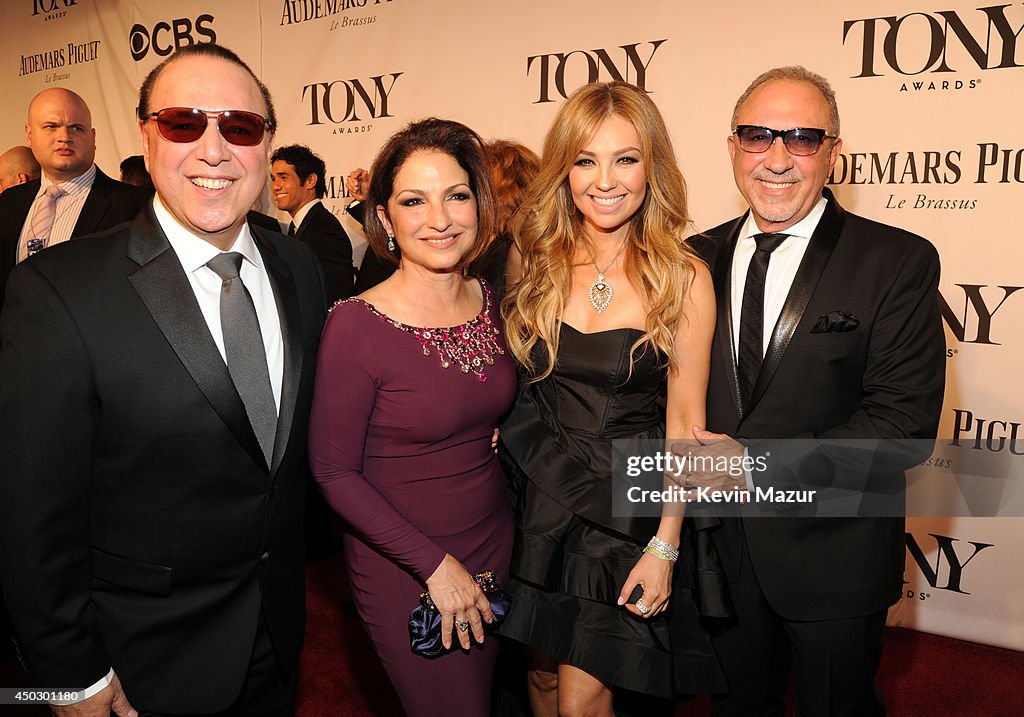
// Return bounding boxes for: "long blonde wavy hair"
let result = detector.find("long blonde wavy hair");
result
[503,81,699,380]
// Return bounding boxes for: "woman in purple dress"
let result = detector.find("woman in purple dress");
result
[308,119,515,717]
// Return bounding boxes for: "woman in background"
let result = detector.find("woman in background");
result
[309,118,514,717]
[499,81,723,715]
[473,140,540,298]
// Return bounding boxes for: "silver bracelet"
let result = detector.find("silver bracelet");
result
[644,536,680,562]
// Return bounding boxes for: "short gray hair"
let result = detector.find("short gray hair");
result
[731,66,840,137]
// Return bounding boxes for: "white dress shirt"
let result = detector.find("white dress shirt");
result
[730,196,828,360]
[154,195,284,411]
[731,196,828,492]
[17,164,96,261]
[289,197,321,233]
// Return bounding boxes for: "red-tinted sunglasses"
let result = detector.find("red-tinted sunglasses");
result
[145,107,272,147]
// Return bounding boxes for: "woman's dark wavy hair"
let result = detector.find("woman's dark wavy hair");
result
[364,118,497,269]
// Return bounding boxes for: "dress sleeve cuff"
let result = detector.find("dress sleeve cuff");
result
[416,545,449,584]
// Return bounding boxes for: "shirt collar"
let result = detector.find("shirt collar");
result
[152,193,263,274]
[40,164,96,197]
[290,197,321,231]
[740,194,828,243]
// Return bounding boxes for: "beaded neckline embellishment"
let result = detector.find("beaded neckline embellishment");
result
[342,281,504,383]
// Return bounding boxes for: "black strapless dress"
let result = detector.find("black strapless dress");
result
[497,325,727,698]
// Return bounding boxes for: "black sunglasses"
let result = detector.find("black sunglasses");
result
[733,125,836,156]
[145,107,272,147]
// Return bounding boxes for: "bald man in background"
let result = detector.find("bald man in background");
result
[0,88,149,301]
[0,146,40,193]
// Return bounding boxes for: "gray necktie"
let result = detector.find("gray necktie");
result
[19,184,66,262]
[206,252,277,464]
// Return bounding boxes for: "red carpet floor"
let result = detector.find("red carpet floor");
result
[2,551,1021,716]
[297,551,1024,717]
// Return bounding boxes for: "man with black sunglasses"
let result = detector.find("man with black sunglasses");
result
[687,66,945,715]
[0,43,327,717]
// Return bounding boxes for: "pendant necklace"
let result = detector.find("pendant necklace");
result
[586,240,628,314]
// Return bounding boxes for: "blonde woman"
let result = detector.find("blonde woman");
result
[499,82,724,715]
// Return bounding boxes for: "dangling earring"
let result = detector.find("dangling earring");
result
[386,232,395,252]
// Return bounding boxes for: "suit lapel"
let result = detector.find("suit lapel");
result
[127,205,269,471]
[253,224,302,477]
[7,180,39,231]
[714,216,746,418]
[2,180,39,266]
[72,168,112,237]
[293,202,321,242]
[744,192,845,415]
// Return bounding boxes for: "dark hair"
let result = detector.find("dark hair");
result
[118,155,153,191]
[136,43,277,132]
[365,118,496,269]
[271,144,327,198]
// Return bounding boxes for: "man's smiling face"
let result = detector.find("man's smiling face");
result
[140,55,273,249]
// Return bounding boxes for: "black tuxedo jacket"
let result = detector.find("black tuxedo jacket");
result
[0,167,151,300]
[294,201,353,304]
[692,189,945,621]
[0,203,326,713]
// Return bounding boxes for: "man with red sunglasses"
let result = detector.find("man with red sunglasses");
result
[0,43,327,717]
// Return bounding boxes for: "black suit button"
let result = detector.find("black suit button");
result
[260,551,270,563]
[268,486,277,500]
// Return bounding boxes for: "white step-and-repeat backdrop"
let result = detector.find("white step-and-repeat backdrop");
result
[3,0,1021,651]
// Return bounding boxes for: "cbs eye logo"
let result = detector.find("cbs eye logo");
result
[129,15,216,62]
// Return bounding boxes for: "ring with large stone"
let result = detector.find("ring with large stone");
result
[635,598,652,615]
[683,474,694,489]
[456,619,471,632]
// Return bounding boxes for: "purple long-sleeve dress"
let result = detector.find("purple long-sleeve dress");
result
[309,279,514,717]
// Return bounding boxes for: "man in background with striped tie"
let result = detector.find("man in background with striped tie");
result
[0,87,149,302]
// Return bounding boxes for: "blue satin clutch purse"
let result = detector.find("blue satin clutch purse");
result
[408,570,510,658]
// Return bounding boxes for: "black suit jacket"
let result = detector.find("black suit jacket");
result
[693,188,945,621]
[0,203,326,713]
[0,167,151,300]
[295,201,353,303]
[247,209,282,234]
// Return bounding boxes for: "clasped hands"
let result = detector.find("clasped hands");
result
[425,553,494,650]
[667,426,749,497]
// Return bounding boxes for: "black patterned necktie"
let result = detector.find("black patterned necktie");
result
[206,252,277,464]
[287,222,296,237]
[737,232,788,407]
